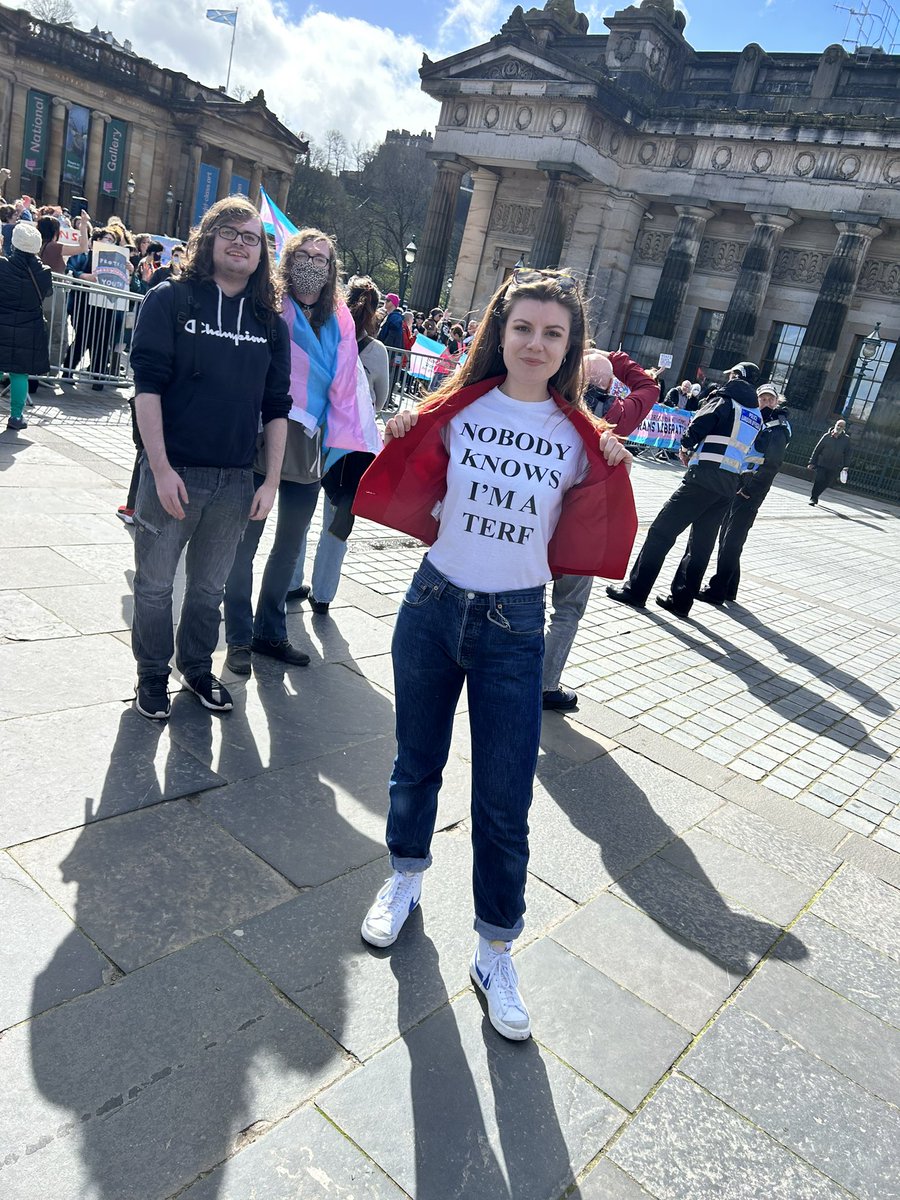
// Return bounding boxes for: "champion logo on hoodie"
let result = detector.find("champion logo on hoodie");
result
[183,317,268,347]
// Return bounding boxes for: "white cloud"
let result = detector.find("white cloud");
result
[438,0,506,49]
[75,0,441,147]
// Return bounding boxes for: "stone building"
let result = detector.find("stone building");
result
[0,5,305,238]
[413,0,900,496]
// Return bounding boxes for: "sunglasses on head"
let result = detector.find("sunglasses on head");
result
[511,268,578,291]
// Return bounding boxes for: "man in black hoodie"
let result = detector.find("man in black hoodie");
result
[698,383,792,604]
[607,362,763,618]
[129,197,291,721]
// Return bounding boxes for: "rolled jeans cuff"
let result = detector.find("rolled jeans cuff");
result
[474,915,525,942]
[389,853,432,874]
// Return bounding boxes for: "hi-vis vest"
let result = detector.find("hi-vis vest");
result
[690,401,763,475]
[744,412,792,472]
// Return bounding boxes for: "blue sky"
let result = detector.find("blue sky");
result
[284,0,888,56]
[78,0,895,146]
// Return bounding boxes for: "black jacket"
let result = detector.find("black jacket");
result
[810,429,851,473]
[130,277,292,469]
[0,249,52,376]
[680,379,761,498]
[741,404,792,501]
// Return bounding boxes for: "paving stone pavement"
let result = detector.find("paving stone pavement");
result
[1,385,899,1199]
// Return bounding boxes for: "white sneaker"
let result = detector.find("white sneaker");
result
[361,870,422,947]
[470,939,532,1041]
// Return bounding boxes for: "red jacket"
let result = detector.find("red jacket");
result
[604,351,660,438]
[352,376,638,580]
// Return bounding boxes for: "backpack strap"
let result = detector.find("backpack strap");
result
[171,279,201,380]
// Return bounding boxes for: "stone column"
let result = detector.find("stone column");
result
[410,157,467,312]
[217,153,233,199]
[588,191,648,347]
[451,167,500,317]
[709,208,795,371]
[3,80,28,195]
[183,141,204,236]
[530,172,577,270]
[83,111,109,215]
[249,161,264,206]
[785,214,882,412]
[640,200,714,363]
[42,98,67,206]
[276,172,290,213]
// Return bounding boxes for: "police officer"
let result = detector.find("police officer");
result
[606,362,763,619]
[697,384,792,605]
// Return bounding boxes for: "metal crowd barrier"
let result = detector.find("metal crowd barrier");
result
[383,347,458,412]
[44,272,144,387]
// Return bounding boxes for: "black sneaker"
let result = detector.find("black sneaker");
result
[250,637,311,666]
[286,585,310,601]
[308,598,330,614]
[605,585,645,610]
[6,417,27,431]
[224,645,252,675]
[184,672,233,711]
[135,675,171,719]
[655,595,691,619]
[542,686,578,711]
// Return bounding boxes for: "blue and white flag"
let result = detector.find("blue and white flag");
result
[206,9,237,25]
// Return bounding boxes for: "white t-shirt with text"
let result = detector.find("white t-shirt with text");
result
[426,387,588,591]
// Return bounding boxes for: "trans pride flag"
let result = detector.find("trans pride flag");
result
[258,187,297,263]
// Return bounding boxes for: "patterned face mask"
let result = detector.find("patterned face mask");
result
[290,259,329,298]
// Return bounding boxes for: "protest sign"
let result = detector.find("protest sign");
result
[627,403,691,450]
[90,243,130,311]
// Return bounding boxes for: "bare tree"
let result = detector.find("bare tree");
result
[231,84,253,102]
[31,0,76,22]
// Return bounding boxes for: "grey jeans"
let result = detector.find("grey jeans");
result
[542,573,594,691]
[131,460,254,682]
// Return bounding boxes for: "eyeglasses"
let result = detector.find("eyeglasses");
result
[215,225,262,247]
[295,249,331,269]
[511,268,578,292]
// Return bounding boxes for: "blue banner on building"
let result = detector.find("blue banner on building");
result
[193,162,220,226]
[231,174,250,198]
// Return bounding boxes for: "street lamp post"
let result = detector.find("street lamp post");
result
[124,173,136,228]
[164,184,174,237]
[399,239,417,305]
[843,322,882,419]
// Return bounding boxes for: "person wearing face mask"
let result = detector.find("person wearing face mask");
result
[223,230,381,673]
[697,384,792,605]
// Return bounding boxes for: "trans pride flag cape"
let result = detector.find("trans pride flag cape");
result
[283,296,382,471]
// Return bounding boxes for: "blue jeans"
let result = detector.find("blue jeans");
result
[388,557,546,941]
[289,494,349,604]
[132,461,254,682]
[223,474,320,645]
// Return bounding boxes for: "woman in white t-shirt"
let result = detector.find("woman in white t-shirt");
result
[356,270,633,1041]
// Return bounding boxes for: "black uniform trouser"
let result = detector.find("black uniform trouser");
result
[705,487,769,602]
[624,479,732,613]
[811,468,838,503]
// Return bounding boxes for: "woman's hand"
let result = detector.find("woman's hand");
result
[383,409,418,444]
[599,429,633,475]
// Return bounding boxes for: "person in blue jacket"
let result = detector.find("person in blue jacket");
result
[128,196,291,721]
[607,362,763,618]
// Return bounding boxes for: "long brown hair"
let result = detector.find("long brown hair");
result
[182,196,278,320]
[345,275,380,338]
[426,270,590,413]
[278,228,341,328]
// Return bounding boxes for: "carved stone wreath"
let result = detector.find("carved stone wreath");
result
[838,154,860,179]
[588,117,603,147]
[794,152,816,177]
[614,35,635,63]
[639,141,658,165]
[453,103,468,126]
[673,143,693,168]
[515,106,533,130]
[751,148,772,174]
[484,104,500,129]
[488,61,535,80]
[609,133,621,155]
[712,146,732,171]
[882,158,900,184]
[550,108,568,132]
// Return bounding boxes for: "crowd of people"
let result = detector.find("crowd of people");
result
[1,185,857,1043]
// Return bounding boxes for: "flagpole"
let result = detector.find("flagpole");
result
[225,9,238,94]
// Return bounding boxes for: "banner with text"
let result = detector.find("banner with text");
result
[22,89,51,178]
[100,118,129,198]
[62,104,90,184]
[231,174,250,197]
[193,163,220,226]
[627,404,691,450]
